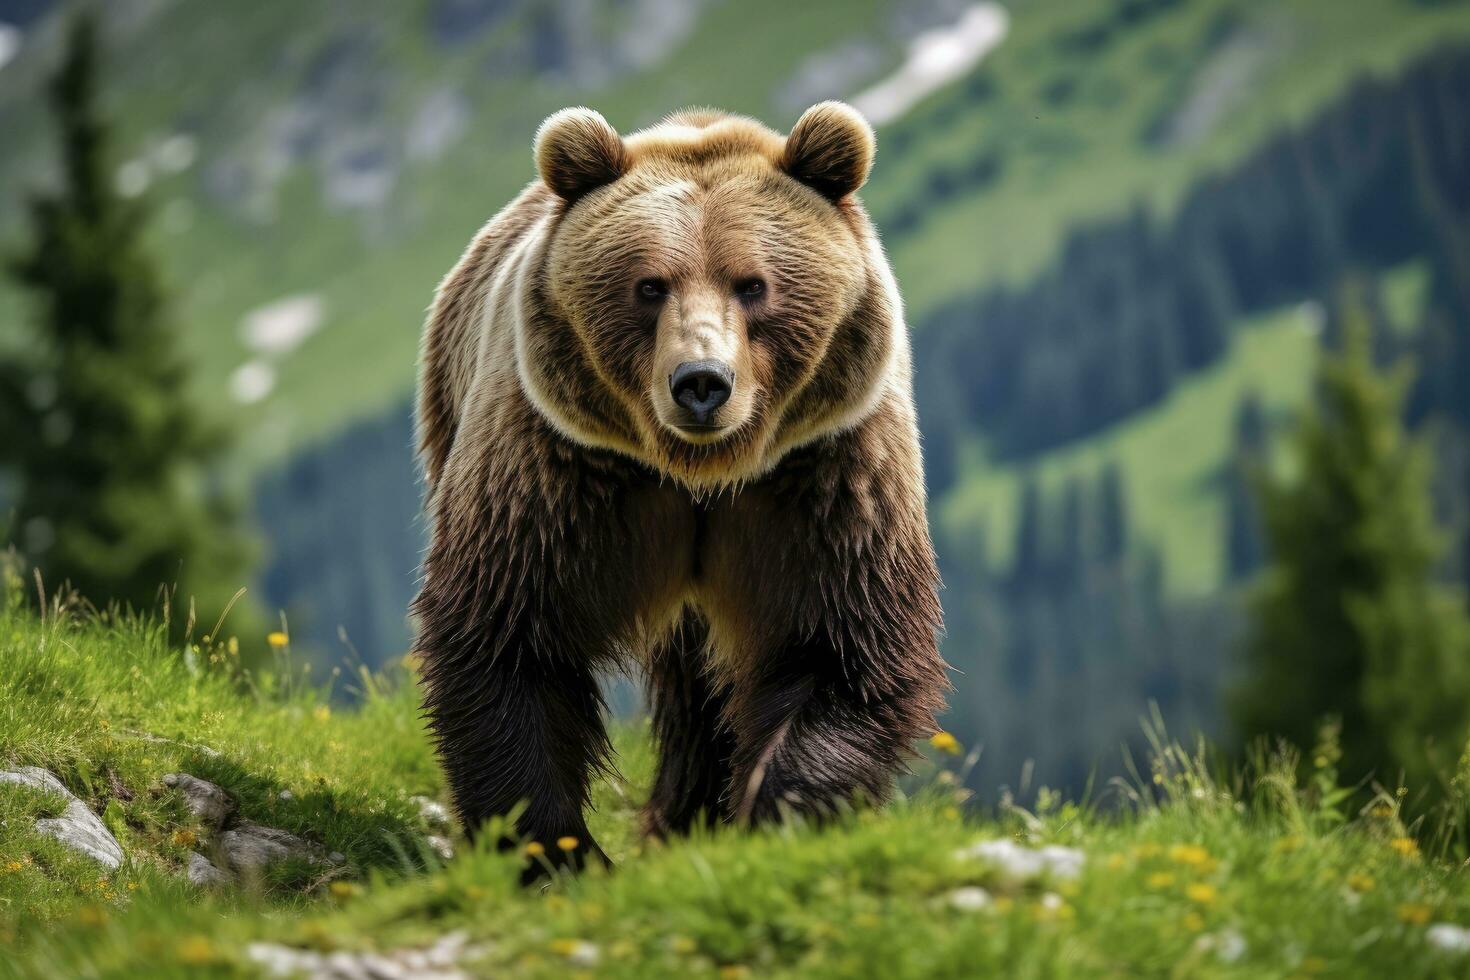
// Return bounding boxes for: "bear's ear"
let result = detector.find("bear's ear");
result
[535,107,626,202]
[782,101,875,201]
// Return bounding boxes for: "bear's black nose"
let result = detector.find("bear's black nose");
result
[670,360,734,425]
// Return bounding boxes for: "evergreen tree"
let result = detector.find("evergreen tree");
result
[0,16,250,623]
[1225,391,1268,581]
[1096,463,1129,564]
[1010,476,1045,591]
[1232,289,1470,791]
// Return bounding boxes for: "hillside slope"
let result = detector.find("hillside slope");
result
[3,0,1468,462]
[3,600,1470,978]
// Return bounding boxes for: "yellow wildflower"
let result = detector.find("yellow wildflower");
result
[557,836,580,852]
[1146,872,1176,890]
[1169,844,1212,868]
[609,940,637,959]
[1105,853,1127,871]
[267,631,289,648]
[176,936,215,965]
[1182,912,1205,932]
[1185,882,1218,905]
[929,731,961,755]
[524,841,545,857]
[329,881,357,899]
[127,882,139,891]
[313,704,332,723]
[1397,903,1433,925]
[670,936,698,955]
[172,829,197,848]
[3,861,22,873]
[549,939,582,956]
[1133,843,1162,859]
[1389,837,1419,859]
[1346,873,1375,893]
[227,636,239,656]
[76,905,107,927]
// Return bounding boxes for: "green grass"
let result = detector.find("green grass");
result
[4,587,1470,978]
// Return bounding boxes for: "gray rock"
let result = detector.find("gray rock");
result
[1,767,124,869]
[220,820,330,872]
[163,773,235,831]
[187,851,230,887]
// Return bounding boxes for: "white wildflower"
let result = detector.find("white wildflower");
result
[1427,924,1470,953]
[1192,928,1247,964]
[947,886,992,911]
[1217,929,1247,964]
[953,838,1085,881]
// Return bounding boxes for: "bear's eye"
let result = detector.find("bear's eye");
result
[735,277,766,300]
[636,278,670,302]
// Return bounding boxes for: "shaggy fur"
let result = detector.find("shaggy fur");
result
[413,102,947,878]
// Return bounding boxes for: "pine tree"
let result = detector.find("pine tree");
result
[1096,463,1129,564]
[1224,391,1268,581]
[0,16,250,624]
[1232,287,1470,791]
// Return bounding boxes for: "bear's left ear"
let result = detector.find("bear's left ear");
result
[782,101,875,201]
[535,107,626,202]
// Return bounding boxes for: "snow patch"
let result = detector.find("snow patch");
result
[115,159,151,199]
[0,23,20,71]
[407,88,470,162]
[230,361,276,405]
[152,133,198,174]
[850,3,1008,126]
[241,294,325,356]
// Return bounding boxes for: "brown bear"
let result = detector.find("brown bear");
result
[413,101,947,877]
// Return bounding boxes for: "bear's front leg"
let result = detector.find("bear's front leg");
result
[414,434,663,881]
[712,416,948,825]
[419,632,613,881]
[727,619,944,824]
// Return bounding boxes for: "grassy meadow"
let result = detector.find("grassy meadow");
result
[3,579,1470,979]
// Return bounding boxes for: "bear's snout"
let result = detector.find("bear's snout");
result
[669,360,734,428]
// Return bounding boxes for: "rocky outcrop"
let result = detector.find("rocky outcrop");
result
[160,773,344,882]
[0,767,125,869]
[163,772,235,831]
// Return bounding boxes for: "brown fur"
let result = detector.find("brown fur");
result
[413,102,946,878]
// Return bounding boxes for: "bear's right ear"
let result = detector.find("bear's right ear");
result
[535,107,626,202]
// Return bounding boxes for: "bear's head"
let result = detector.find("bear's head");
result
[519,102,901,490]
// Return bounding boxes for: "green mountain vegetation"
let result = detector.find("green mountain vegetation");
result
[2,0,1467,459]
[1234,295,1470,791]
[4,0,1470,802]
[5,595,1470,978]
[0,16,252,626]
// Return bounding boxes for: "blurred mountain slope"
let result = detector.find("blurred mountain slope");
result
[3,0,1468,466]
